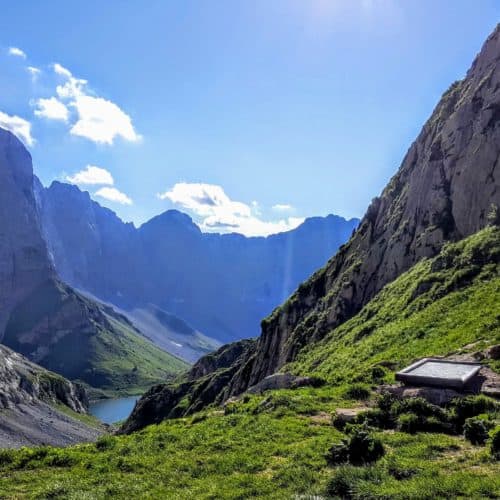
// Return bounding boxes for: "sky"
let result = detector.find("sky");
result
[0,1,499,236]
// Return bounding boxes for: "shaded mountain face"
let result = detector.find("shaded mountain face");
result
[0,129,53,336]
[122,24,500,431]
[0,128,188,394]
[38,183,359,343]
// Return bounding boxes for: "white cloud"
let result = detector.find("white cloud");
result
[51,62,141,145]
[34,97,69,122]
[0,111,34,146]
[95,187,133,205]
[53,63,73,79]
[27,66,41,79]
[8,47,26,59]
[272,204,294,211]
[69,95,140,144]
[158,182,304,237]
[66,165,114,185]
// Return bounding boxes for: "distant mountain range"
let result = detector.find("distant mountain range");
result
[36,180,359,348]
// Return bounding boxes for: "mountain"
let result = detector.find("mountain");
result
[2,25,500,500]
[124,305,221,363]
[38,181,359,345]
[0,343,103,448]
[0,129,52,338]
[122,23,500,430]
[0,128,188,396]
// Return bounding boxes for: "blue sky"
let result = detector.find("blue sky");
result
[0,1,499,235]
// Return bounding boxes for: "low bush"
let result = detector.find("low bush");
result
[370,365,387,383]
[95,436,116,451]
[0,449,14,466]
[343,383,371,400]
[325,465,383,498]
[490,426,500,459]
[326,424,385,466]
[400,397,448,421]
[463,415,494,445]
[360,407,397,429]
[398,413,420,434]
[452,395,498,426]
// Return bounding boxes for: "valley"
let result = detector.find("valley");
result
[0,11,499,500]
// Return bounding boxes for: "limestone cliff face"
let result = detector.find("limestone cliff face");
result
[0,344,104,448]
[123,24,500,432]
[0,344,87,412]
[225,23,500,393]
[0,129,53,336]
[0,127,184,392]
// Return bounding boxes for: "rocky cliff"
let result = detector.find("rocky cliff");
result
[0,344,103,448]
[0,127,188,393]
[38,181,358,344]
[122,23,500,432]
[224,22,500,393]
[0,129,53,337]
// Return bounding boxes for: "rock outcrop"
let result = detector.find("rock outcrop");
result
[120,338,256,433]
[220,22,500,395]
[0,344,103,448]
[123,23,500,432]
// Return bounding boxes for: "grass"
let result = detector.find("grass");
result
[3,279,189,396]
[0,389,498,498]
[287,226,500,384]
[52,403,105,430]
[80,314,189,397]
[0,228,499,498]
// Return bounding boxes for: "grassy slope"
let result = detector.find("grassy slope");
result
[3,280,189,397]
[0,228,499,498]
[84,314,189,397]
[288,226,500,382]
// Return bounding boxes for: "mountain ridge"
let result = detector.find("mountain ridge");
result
[122,22,500,430]
[0,127,188,397]
[38,180,359,344]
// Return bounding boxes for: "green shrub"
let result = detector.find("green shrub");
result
[424,416,453,434]
[344,383,371,400]
[370,365,387,383]
[452,395,498,426]
[490,426,500,459]
[463,415,494,445]
[368,393,453,434]
[398,413,420,434]
[44,451,76,467]
[331,413,348,431]
[325,441,350,465]
[95,436,116,451]
[397,413,453,435]
[325,466,383,498]
[348,426,385,465]
[400,397,448,420]
[326,425,385,466]
[358,408,396,429]
[0,449,14,466]
[377,392,397,412]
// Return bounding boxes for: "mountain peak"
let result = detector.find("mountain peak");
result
[140,209,200,233]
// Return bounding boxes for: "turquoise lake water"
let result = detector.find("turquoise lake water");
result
[89,396,140,424]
